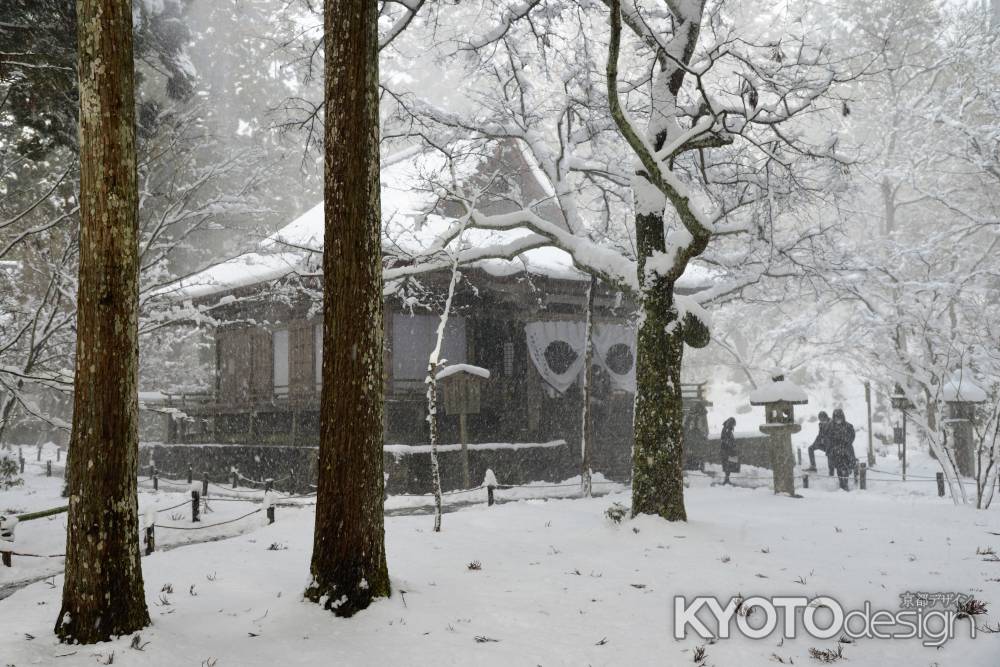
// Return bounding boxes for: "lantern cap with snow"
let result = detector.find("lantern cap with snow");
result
[749,373,808,431]
[942,371,987,421]
[890,383,915,411]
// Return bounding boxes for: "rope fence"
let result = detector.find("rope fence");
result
[5,457,988,569]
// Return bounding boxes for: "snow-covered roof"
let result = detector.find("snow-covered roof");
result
[163,144,714,300]
[749,376,809,405]
[942,373,988,403]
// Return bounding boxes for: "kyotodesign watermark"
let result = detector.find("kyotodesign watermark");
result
[673,593,980,647]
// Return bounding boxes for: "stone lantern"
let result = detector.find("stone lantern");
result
[749,373,808,496]
[942,371,986,477]
[890,384,916,478]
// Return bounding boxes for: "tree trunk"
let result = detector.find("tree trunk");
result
[304,0,389,616]
[631,265,688,520]
[629,177,712,520]
[55,0,149,643]
[426,361,444,532]
[580,276,596,498]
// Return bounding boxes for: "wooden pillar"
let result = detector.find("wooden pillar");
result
[459,413,471,489]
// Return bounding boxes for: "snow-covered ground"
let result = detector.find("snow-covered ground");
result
[2,448,998,665]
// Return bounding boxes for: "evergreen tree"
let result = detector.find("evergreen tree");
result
[55,0,150,643]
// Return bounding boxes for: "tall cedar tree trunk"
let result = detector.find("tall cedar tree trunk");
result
[304,0,390,616]
[55,0,150,642]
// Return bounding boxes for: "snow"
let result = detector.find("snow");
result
[161,145,716,301]
[942,373,988,404]
[435,363,491,381]
[2,463,997,666]
[748,376,809,405]
[384,439,565,456]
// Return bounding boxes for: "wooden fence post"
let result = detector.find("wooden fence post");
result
[36,445,41,461]
[936,472,945,497]
[487,484,495,506]
[231,469,238,489]
[802,473,809,489]
[145,524,155,555]
[264,479,273,493]
[191,490,201,522]
[796,448,802,466]
[202,472,209,498]
[1,515,14,566]
[187,465,193,484]
[153,473,158,492]
[56,448,60,462]
[46,460,52,477]
[19,456,24,474]
[266,505,275,525]
[859,463,867,490]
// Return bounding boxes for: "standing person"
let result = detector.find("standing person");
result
[829,408,857,491]
[806,411,833,475]
[720,417,739,485]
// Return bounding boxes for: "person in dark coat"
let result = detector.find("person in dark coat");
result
[806,411,833,475]
[828,408,857,491]
[720,417,739,485]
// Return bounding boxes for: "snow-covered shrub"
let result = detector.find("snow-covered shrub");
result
[604,502,628,525]
[0,451,22,490]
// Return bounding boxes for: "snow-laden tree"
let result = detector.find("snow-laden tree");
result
[381,0,853,519]
[821,0,1000,505]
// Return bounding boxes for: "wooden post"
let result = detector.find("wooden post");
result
[19,456,24,474]
[153,473,158,492]
[936,472,945,497]
[231,469,238,489]
[46,460,52,477]
[487,483,495,506]
[37,444,41,461]
[187,465,193,484]
[802,473,809,489]
[150,464,156,480]
[56,448,61,462]
[459,413,471,490]
[1,515,14,566]
[796,448,802,466]
[191,490,200,522]
[266,505,275,525]
[265,478,273,493]
[144,525,155,555]
[859,463,867,490]
[864,382,875,466]
[202,473,209,498]
[901,412,908,482]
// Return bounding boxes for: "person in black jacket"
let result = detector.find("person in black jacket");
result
[828,408,857,491]
[720,417,739,485]
[806,411,833,475]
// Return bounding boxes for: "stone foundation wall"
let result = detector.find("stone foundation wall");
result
[687,432,776,470]
[139,440,575,495]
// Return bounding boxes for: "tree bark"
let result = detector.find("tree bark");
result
[305,0,390,617]
[55,0,149,643]
[580,276,596,498]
